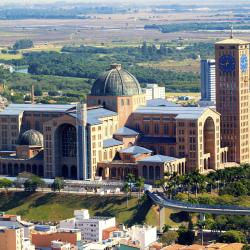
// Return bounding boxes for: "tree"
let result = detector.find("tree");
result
[51,177,65,192]
[0,178,13,192]
[34,85,42,96]
[242,245,250,250]
[177,225,195,245]
[135,177,144,199]
[123,182,130,208]
[160,231,178,246]
[126,173,135,197]
[219,230,247,243]
[24,175,45,192]
[13,39,33,50]
[162,224,171,233]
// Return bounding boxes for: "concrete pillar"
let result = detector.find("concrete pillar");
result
[159,206,165,233]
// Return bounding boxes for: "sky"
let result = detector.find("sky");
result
[1,0,250,5]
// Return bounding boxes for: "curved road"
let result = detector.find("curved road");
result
[147,191,250,216]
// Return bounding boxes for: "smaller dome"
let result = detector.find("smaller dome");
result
[19,130,43,147]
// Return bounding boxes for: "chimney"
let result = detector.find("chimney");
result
[31,84,35,104]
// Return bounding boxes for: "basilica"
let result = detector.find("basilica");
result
[0,48,238,183]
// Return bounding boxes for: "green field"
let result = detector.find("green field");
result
[0,53,23,60]
[0,191,190,227]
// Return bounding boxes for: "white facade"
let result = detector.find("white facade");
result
[128,225,157,249]
[22,237,35,250]
[51,240,71,250]
[200,59,216,104]
[143,84,165,100]
[59,209,116,242]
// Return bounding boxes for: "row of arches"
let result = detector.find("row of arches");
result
[0,163,44,177]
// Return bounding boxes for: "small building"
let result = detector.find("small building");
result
[98,146,186,184]
[59,209,116,243]
[0,226,35,250]
[31,229,81,249]
[127,225,157,249]
[143,84,165,101]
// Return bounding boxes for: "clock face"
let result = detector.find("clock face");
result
[219,55,236,73]
[240,54,248,72]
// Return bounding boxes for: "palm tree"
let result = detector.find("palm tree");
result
[183,174,192,198]
[135,177,145,199]
[126,173,135,197]
[123,182,130,208]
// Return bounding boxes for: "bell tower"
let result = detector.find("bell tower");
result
[215,37,250,163]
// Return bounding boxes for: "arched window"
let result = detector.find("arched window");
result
[62,165,68,178]
[155,166,160,180]
[149,166,154,180]
[8,163,13,176]
[71,165,77,179]
[111,168,116,178]
[32,164,37,175]
[62,125,76,157]
[38,165,43,177]
[14,164,19,176]
[20,164,25,173]
[2,164,7,175]
[143,165,148,179]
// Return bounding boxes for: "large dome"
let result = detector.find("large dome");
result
[19,130,43,147]
[90,64,142,96]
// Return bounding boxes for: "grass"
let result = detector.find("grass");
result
[0,191,186,227]
[0,53,23,60]
[138,59,200,73]
[21,44,62,53]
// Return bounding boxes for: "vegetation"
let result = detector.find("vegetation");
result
[51,178,65,192]
[177,225,195,245]
[219,230,247,243]
[157,165,250,238]
[23,175,45,192]
[0,178,13,192]
[13,39,34,50]
[0,191,153,225]
[160,231,178,246]
[145,22,250,33]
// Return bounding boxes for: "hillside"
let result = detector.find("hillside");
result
[0,191,188,227]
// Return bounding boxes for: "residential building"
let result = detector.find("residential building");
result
[0,226,35,250]
[128,225,157,249]
[143,84,166,101]
[59,209,116,242]
[31,229,81,249]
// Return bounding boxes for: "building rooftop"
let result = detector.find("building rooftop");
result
[138,154,180,163]
[69,107,117,125]
[119,146,152,155]
[18,129,43,147]
[134,106,208,120]
[216,38,249,45]
[87,107,117,125]
[103,138,123,148]
[90,64,142,97]
[3,103,75,113]
[146,98,181,107]
[114,127,139,136]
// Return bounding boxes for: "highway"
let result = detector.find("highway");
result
[147,191,250,216]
